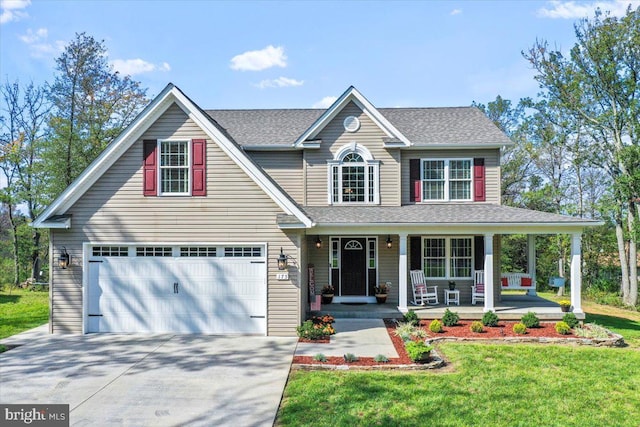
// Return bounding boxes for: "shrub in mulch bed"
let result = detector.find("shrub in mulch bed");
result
[418,319,577,339]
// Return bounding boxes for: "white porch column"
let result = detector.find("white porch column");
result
[483,233,495,312]
[570,233,583,314]
[527,234,537,296]
[398,233,408,311]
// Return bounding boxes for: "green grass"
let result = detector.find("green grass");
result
[277,343,640,426]
[0,287,49,340]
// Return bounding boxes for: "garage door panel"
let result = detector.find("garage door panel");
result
[88,249,266,334]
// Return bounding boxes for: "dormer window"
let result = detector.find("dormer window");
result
[328,144,380,205]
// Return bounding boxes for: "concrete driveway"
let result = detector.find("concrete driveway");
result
[0,326,297,426]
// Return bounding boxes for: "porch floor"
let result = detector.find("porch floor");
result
[311,295,584,321]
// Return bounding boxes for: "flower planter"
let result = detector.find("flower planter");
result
[561,305,571,312]
[321,294,334,304]
[375,294,387,304]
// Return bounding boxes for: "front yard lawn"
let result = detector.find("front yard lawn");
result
[0,287,49,340]
[277,343,640,426]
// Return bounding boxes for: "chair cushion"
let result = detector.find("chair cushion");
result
[501,277,509,287]
[475,284,484,292]
[415,284,427,293]
[521,277,532,287]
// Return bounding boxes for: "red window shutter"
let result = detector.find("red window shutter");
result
[191,139,206,196]
[409,159,421,202]
[473,158,485,202]
[143,140,157,196]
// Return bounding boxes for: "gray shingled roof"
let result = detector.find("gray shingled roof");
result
[289,204,599,226]
[205,107,513,147]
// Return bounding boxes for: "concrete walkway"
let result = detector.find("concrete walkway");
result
[295,319,398,358]
[1,326,297,426]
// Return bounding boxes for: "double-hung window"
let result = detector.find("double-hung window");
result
[160,140,189,195]
[423,237,472,279]
[421,159,472,201]
[328,144,379,204]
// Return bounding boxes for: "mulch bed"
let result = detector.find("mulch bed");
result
[293,319,582,367]
[419,320,574,339]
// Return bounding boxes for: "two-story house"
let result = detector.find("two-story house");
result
[33,84,599,336]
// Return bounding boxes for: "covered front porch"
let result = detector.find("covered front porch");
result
[312,293,580,320]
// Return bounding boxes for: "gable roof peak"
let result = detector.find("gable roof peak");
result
[293,86,411,147]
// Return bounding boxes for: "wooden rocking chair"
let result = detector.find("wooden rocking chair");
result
[410,270,439,305]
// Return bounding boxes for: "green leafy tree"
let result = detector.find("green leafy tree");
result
[524,6,640,306]
[45,32,148,198]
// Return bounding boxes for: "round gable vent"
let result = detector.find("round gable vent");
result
[343,116,360,132]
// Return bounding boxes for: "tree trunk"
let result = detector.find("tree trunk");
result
[31,229,41,280]
[615,220,630,301]
[626,202,638,306]
[7,203,20,288]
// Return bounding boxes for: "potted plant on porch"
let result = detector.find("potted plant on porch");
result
[559,299,571,312]
[321,285,335,304]
[374,282,390,304]
[448,280,456,291]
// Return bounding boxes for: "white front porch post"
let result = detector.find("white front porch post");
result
[483,233,495,312]
[570,233,584,314]
[527,234,537,296]
[398,233,408,311]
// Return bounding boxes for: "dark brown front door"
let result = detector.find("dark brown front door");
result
[340,238,366,295]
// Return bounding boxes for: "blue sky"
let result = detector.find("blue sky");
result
[1,0,638,109]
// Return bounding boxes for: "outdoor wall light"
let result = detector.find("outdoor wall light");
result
[277,247,288,270]
[315,236,322,249]
[58,246,71,269]
[386,236,393,249]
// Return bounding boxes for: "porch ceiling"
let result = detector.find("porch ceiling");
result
[277,204,602,234]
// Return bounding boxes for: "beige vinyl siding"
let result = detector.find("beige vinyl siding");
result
[307,238,329,293]
[50,103,300,336]
[247,150,304,204]
[401,148,501,205]
[304,101,401,206]
[377,236,399,304]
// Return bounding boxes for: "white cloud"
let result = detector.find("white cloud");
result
[450,8,462,15]
[255,77,304,89]
[230,45,287,71]
[537,0,640,19]
[0,0,31,24]
[312,96,338,109]
[19,27,64,58]
[110,58,171,76]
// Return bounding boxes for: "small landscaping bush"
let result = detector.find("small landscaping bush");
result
[413,328,428,339]
[296,316,335,340]
[429,319,443,333]
[482,310,499,327]
[555,321,572,335]
[403,310,419,326]
[394,321,415,342]
[442,308,460,326]
[575,323,610,339]
[562,312,579,329]
[521,312,540,328]
[313,353,327,362]
[343,353,359,362]
[513,322,527,335]
[374,354,389,363]
[405,341,432,362]
[470,320,484,333]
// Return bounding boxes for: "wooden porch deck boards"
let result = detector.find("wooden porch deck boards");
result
[311,295,584,321]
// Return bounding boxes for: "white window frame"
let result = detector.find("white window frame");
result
[158,139,191,196]
[421,158,473,202]
[327,143,380,205]
[422,236,473,280]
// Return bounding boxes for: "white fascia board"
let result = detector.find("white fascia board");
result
[32,84,178,228]
[402,142,513,150]
[312,222,602,235]
[32,217,71,229]
[170,91,313,228]
[293,86,410,147]
[242,145,298,151]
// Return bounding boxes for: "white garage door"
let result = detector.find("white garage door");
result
[86,245,267,334]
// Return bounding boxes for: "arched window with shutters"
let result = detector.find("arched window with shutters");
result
[327,143,379,204]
